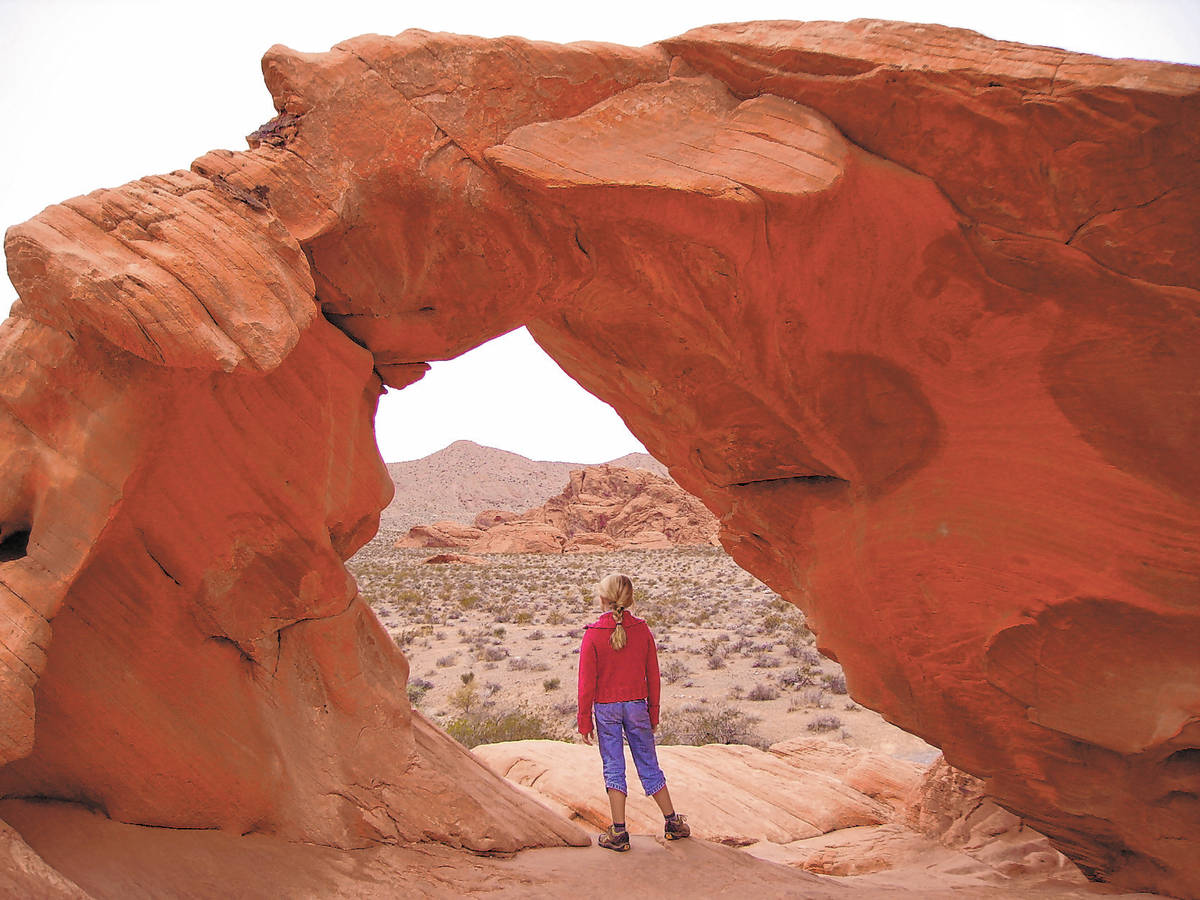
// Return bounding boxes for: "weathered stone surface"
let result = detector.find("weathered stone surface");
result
[562,532,621,553]
[520,465,720,547]
[470,521,568,555]
[474,739,907,844]
[395,520,485,549]
[477,739,1092,890]
[0,816,88,898]
[1,19,1196,896]
[422,553,487,565]
[473,508,519,529]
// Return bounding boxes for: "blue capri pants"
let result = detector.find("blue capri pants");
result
[594,699,667,796]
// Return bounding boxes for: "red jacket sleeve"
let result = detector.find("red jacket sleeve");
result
[577,629,597,734]
[645,628,661,728]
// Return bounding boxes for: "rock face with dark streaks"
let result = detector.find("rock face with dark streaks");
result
[1,20,1197,897]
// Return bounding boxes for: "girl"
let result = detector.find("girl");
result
[577,573,690,851]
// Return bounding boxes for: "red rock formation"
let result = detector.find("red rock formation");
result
[399,464,720,553]
[473,509,518,529]
[522,465,720,548]
[470,521,568,555]
[394,521,484,549]
[1,20,1197,896]
[422,553,488,566]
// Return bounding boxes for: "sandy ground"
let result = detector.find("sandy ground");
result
[349,536,938,761]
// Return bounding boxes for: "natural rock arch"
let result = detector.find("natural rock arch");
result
[1,20,1197,896]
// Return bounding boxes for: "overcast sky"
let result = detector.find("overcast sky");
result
[2,0,1196,462]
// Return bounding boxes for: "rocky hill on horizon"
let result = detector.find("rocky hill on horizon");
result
[381,440,668,532]
[396,463,720,554]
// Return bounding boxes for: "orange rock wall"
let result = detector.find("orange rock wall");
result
[1,19,1197,896]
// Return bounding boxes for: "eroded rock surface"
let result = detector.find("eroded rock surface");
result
[1,19,1197,896]
[397,464,720,553]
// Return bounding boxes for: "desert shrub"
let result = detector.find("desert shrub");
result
[844,701,860,711]
[700,635,729,655]
[751,654,781,669]
[460,671,475,685]
[761,613,784,631]
[707,653,725,670]
[514,611,534,624]
[436,654,457,668]
[546,610,565,625]
[823,672,848,694]
[543,677,561,692]
[529,630,545,641]
[808,714,843,733]
[727,685,745,700]
[450,681,480,716]
[458,594,479,609]
[552,699,576,716]
[445,708,567,749]
[407,677,433,705]
[804,688,831,709]
[492,627,506,638]
[508,657,531,671]
[482,646,508,662]
[747,683,780,701]
[788,645,821,665]
[393,630,417,649]
[486,681,503,696]
[779,668,815,689]
[657,703,767,750]
[661,659,691,684]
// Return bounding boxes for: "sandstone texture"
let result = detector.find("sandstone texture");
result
[1,18,1197,897]
[475,738,925,844]
[476,739,1102,892]
[395,520,485,549]
[396,463,721,554]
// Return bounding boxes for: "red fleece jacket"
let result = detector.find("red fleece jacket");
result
[577,611,661,735]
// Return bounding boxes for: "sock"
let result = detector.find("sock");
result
[612,822,626,832]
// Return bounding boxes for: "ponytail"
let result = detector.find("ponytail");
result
[597,574,634,651]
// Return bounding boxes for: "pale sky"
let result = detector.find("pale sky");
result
[2,0,1196,462]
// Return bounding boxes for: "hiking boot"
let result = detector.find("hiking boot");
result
[597,825,630,852]
[664,813,690,841]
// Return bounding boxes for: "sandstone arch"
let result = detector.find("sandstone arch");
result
[1,20,1197,896]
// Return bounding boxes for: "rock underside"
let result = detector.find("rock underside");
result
[0,18,1197,898]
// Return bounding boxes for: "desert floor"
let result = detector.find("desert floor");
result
[350,531,938,761]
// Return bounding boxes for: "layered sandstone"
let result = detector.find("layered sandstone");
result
[476,739,1090,889]
[1,19,1197,897]
[396,464,721,553]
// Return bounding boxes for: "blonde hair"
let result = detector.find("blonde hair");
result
[597,574,635,650]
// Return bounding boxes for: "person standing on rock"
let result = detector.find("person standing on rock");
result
[578,573,690,851]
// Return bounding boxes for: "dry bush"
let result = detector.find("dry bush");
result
[657,703,767,750]
[804,688,831,709]
[446,708,567,749]
[748,683,780,701]
[823,672,848,694]
[407,677,433,705]
[808,714,843,733]
[661,658,691,684]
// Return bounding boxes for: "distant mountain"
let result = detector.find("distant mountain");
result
[381,440,667,531]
